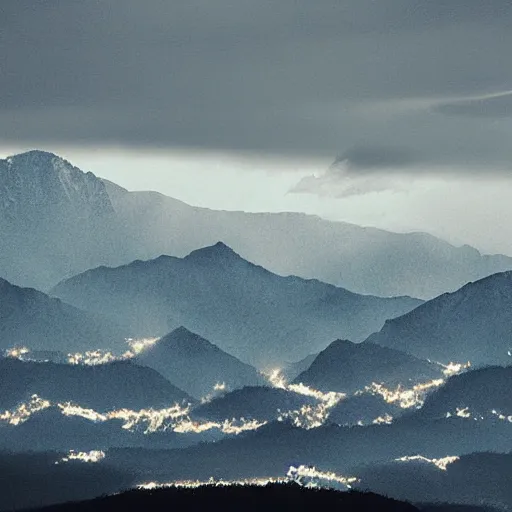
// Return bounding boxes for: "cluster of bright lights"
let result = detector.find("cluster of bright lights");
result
[57,400,266,435]
[0,395,51,425]
[287,465,357,489]
[268,370,345,407]
[138,476,286,490]
[372,414,394,425]
[4,338,160,367]
[4,346,30,359]
[125,337,159,356]
[437,361,471,377]
[491,410,512,423]
[445,408,512,423]
[361,379,445,409]
[138,465,356,491]
[266,369,345,428]
[67,337,160,365]
[395,455,460,471]
[67,350,120,365]
[58,450,106,464]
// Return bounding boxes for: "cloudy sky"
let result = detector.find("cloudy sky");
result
[1,1,512,254]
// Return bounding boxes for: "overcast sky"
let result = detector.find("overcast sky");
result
[1,1,512,255]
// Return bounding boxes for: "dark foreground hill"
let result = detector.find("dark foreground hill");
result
[0,451,135,511]
[30,483,501,512]
[30,484,419,512]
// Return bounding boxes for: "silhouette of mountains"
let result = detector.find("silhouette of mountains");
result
[0,406,210,453]
[2,151,511,298]
[366,272,512,366]
[51,244,421,367]
[0,358,192,411]
[192,386,319,423]
[136,327,264,399]
[356,452,512,511]
[411,366,512,422]
[29,483,422,512]
[294,340,443,393]
[328,392,405,426]
[0,277,127,352]
[104,415,512,484]
[0,451,135,512]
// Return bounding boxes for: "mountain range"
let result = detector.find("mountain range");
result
[2,150,511,299]
[51,244,421,367]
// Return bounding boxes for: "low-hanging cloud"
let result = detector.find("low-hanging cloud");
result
[1,0,512,176]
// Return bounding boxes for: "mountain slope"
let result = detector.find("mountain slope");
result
[366,271,512,365]
[0,151,121,289]
[136,327,264,399]
[51,244,422,367]
[106,182,512,300]
[410,366,512,422]
[356,452,512,511]
[0,358,192,411]
[294,340,443,393]
[192,386,319,423]
[2,151,512,298]
[0,277,127,352]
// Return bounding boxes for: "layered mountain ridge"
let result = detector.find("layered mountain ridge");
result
[51,244,422,367]
[1,150,511,298]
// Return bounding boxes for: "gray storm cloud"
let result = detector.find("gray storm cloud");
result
[1,0,512,175]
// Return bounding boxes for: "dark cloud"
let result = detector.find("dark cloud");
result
[1,0,512,171]
[333,146,420,171]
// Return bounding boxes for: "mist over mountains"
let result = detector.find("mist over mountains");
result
[1,149,512,511]
[1,151,511,299]
[51,241,421,367]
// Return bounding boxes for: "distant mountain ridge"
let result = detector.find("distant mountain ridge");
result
[1,150,511,298]
[51,244,422,367]
[366,271,512,365]
[0,277,127,352]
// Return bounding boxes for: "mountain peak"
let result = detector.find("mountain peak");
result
[0,150,114,217]
[160,326,214,349]
[185,242,241,263]
[7,149,62,162]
